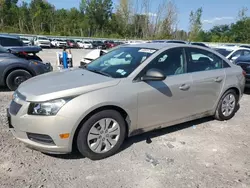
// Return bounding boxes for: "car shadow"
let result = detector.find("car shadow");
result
[120,116,214,152]
[0,87,11,92]
[146,81,172,97]
[43,150,85,160]
[45,116,214,160]
[244,88,250,95]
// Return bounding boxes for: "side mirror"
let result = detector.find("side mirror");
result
[141,68,166,81]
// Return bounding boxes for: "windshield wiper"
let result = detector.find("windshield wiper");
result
[86,68,112,77]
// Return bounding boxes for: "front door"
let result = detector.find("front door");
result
[135,47,194,129]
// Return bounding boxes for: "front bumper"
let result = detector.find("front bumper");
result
[31,62,53,75]
[7,98,74,154]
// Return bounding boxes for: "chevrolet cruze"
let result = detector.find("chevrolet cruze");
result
[7,43,245,160]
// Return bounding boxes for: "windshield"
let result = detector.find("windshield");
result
[214,48,232,57]
[0,45,8,53]
[86,47,156,78]
[21,38,29,41]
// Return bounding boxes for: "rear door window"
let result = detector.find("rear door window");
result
[186,48,224,73]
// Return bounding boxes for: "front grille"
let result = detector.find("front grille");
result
[9,101,22,115]
[27,133,55,145]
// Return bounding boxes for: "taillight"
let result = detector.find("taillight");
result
[242,70,246,77]
[20,51,28,56]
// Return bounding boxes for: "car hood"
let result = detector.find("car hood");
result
[84,49,108,60]
[18,68,120,102]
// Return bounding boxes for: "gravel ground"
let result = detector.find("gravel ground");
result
[0,49,250,188]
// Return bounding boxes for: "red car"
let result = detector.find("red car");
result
[104,40,117,49]
[66,39,78,48]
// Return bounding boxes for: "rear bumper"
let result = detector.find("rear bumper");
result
[31,62,53,75]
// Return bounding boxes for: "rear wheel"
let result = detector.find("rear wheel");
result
[214,89,238,121]
[6,69,32,91]
[77,110,126,160]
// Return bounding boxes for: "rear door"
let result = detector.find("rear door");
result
[185,47,226,113]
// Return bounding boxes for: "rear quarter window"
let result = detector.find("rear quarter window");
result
[0,37,23,46]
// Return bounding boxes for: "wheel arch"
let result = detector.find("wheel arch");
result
[3,66,34,85]
[222,86,241,100]
[72,105,130,152]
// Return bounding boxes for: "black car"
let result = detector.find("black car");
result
[234,54,250,88]
[92,41,106,49]
[0,45,52,91]
[0,34,43,61]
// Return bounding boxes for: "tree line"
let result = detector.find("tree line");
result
[0,0,249,43]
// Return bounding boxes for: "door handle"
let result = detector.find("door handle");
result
[179,84,190,90]
[214,77,223,82]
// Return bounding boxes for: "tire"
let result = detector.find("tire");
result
[214,89,239,121]
[77,110,126,160]
[6,69,32,91]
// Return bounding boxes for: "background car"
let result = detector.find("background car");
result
[92,40,106,49]
[151,40,187,44]
[104,40,116,49]
[239,45,250,49]
[82,41,93,49]
[34,36,51,48]
[114,41,125,46]
[8,43,245,160]
[191,42,209,48]
[51,39,67,48]
[234,54,250,88]
[80,49,108,66]
[20,37,31,46]
[214,47,250,62]
[0,45,52,90]
[76,40,84,48]
[0,34,43,61]
[66,39,78,48]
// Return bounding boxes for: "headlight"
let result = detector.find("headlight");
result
[28,99,68,116]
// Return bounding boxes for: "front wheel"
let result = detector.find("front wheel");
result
[214,89,239,121]
[6,69,32,91]
[77,110,126,160]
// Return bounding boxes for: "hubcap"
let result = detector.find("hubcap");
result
[87,118,120,153]
[222,94,236,117]
[14,76,28,86]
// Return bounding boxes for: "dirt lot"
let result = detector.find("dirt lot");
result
[0,49,250,188]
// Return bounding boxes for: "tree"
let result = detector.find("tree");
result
[189,7,203,41]
[159,0,178,39]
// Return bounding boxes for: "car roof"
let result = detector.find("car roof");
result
[123,42,188,50]
[0,34,20,39]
